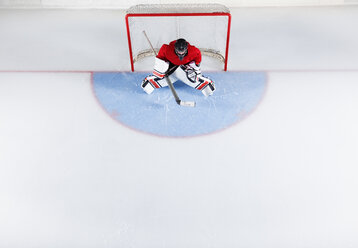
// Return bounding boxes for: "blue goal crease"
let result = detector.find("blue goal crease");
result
[92,71,267,137]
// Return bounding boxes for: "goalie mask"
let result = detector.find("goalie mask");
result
[174,38,188,60]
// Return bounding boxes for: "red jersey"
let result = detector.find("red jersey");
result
[156,40,201,66]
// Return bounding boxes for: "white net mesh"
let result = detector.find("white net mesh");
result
[126,4,231,71]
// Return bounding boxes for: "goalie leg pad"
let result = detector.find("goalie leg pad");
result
[142,80,155,94]
[201,83,215,97]
[153,58,169,79]
[141,75,163,94]
[195,75,216,96]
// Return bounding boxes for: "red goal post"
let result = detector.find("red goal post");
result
[125,4,231,71]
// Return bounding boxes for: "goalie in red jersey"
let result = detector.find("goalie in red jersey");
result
[141,38,215,97]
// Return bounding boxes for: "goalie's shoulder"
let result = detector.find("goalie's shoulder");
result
[188,43,201,55]
[157,44,171,60]
[158,43,170,53]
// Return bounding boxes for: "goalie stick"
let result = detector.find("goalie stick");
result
[142,31,196,107]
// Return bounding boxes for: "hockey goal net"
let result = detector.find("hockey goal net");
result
[125,4,231,71]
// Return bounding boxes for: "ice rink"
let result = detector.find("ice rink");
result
[1,6,358,248]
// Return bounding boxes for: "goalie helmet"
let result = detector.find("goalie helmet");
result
[174,38,188,61]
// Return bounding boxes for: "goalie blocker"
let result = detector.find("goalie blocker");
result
[141,39,216,97]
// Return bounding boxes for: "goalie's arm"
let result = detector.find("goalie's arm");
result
[156,44,169,62]
[193,47,202,66]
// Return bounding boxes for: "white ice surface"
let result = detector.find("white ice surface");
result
[1,6,358,248]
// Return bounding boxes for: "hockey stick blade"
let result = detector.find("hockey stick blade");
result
[178,100,196,107]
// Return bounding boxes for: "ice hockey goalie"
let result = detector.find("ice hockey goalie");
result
[141,38,216,97]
